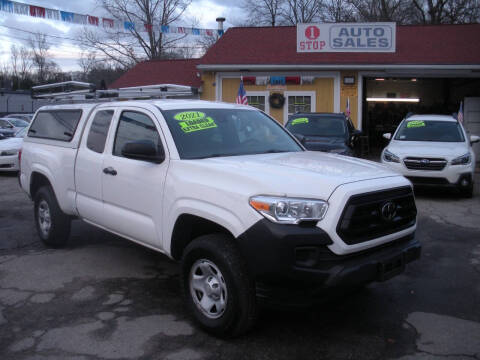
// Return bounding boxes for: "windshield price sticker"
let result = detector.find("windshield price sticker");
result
[174,111,217,133]
[291,118,309,125]
[407,120,425,128]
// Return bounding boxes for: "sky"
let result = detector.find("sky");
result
[0,0,244,71]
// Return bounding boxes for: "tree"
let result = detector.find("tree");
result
[411,0,479,24]
[281,0,322,24]
[78,51,98,80]
[319,0,357,22]
[81,0,192,69]
[18,46,33,88]
[242,0,285,26]
[195,34,218,54]
[28,33,59,83]
[10,45,19,81]
[346,0,416,23]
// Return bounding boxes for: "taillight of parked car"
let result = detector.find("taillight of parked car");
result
[18,149,22,169]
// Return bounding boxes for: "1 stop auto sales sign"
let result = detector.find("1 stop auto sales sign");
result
[297,23,396,53]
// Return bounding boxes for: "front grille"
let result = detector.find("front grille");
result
[337,186,417,245]
[406,176,449,185]
[404,157,447,171]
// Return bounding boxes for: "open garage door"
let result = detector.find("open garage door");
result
[361,77,480,157]
[464,97,480,166]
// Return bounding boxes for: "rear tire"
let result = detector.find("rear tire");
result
[181,234,257,337]
[34,186,71,247]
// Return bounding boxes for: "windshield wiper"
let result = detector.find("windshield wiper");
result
[262,149,289,154]
[187,149,292,160]
[187,153,235,159]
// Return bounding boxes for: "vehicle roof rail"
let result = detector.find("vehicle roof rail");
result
[31,81,198,102]
[31,81,95,100]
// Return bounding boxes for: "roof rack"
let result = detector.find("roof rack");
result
[31,81,199,102]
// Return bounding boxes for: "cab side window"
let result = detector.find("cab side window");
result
[87,110,114,153]
[113,111,163,158]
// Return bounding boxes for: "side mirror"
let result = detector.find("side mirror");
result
[293,133,306,144]
[121,140,165,163]
[7,124,14,129]
[470,135,480,144]
[383,133,392,140]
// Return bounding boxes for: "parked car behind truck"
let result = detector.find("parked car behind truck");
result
[20,99,420,337]
[382,114,479,197]
[285,112,361,156]
[0,127,26,172]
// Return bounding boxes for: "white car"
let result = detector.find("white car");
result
[4,113,34,123]
[0,117,29,133]
[381,115,479,197]
[0,127,26,172]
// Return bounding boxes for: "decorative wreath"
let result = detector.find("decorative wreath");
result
[269,93,285,109]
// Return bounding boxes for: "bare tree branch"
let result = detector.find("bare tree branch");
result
[79,0,192,68]
[242,0,285,26]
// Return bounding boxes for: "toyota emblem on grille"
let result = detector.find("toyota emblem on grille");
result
[381,201,397,221]
[420,158,430,166]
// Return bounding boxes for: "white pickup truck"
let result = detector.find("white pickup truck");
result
[19,99,420,336]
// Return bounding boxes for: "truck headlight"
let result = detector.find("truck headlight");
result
[0,149,18,156]
[451,153,471,165]
[249,196,328,224]
[383,149,400,163]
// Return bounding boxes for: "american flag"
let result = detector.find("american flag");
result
[345,97,351,117]
[457,101,463,123]
[236,78,248,105]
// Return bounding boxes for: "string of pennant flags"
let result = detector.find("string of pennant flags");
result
[0,0,224,36]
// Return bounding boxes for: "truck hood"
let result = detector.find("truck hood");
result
[387,140,468,160]
[182,151,399,200]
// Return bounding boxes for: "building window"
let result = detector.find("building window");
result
[288,95,312,114]
[247,95,266,111]
[245,91,270,114]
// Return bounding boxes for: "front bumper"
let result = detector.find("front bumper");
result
[0,154,19,171]
[381,159,473,186]
[236,219,420,305]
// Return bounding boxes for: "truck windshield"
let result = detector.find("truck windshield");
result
[286,115,347,137]
[394,120,465,142]
[161,108,303,159]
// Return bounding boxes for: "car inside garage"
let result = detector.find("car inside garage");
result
[361,77,480,155]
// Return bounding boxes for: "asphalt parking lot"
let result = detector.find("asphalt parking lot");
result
[1,172,479,360]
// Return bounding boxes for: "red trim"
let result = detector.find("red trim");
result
[29,6,45,18]
[285,76,300,84]
[88,16,99,26]
[243,76,256,85]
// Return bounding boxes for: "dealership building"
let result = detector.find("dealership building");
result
[111,23,480,153]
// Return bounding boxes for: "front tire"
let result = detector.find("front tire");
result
[181,234,256,337]
[34,186,71,247]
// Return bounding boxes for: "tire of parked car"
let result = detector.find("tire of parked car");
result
[460,184,473,198]
[181,234,257,337]
[33,186,71,247]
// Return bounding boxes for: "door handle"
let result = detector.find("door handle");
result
[103,167,117,176]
